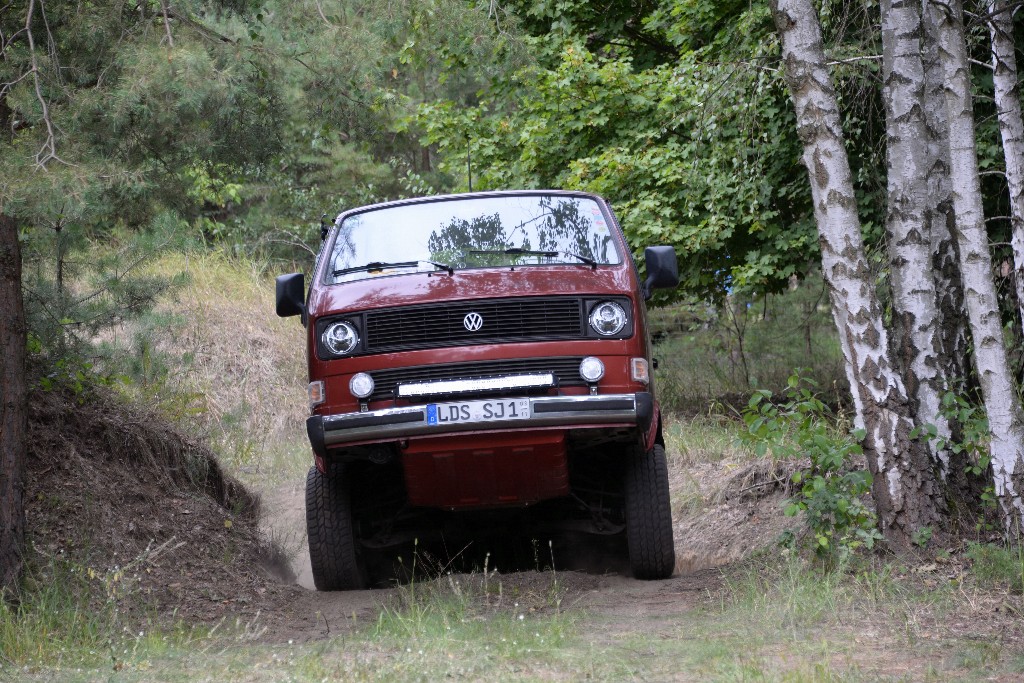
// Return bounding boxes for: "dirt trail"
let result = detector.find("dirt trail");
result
[255,555,717,647]
[254,464,783,644]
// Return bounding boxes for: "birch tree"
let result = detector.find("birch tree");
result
[931,0,1024,529]
[880,0,953,474]
[987,0,1024,331]
[769,0,945,542]
[922,0,970,391]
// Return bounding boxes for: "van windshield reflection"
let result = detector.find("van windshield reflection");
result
[326,194,620,284]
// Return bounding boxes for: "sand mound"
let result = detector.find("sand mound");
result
[24,386,292,622]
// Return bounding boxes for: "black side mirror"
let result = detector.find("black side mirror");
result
[643,246,679,299]
[276,272,306,317]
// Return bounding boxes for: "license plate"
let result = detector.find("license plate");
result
[426,398,531,425]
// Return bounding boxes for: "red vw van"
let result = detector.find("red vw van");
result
[277,190,678,590]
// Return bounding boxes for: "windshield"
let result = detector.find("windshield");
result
[325,194,622,284]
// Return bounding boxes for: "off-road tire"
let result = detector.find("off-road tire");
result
[624,443,675,580]
[306,465,366,591]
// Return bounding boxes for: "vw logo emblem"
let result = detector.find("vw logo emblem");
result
[463,312,484,332]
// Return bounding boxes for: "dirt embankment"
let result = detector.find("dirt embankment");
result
[25,387,295,623]
[25,385,800,644]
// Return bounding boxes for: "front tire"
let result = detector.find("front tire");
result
[624,443,675,580]
[306,465,366,590]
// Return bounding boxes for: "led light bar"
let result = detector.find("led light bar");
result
[396,373,556,399]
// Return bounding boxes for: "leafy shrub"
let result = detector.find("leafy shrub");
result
[741,374,881,559]
[914,391,997,515]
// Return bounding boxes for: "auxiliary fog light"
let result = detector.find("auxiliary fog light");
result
[631,358,650,384]
[579,356,605,383]
[349,373,375,399]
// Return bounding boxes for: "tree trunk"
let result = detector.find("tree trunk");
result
[932,0,1024,530]
[0,212,27,593]
[770,0,946,545]
[988,0,1024,332]
[922,0,970,390]
[880,0,953,474]
[922,0,983,518]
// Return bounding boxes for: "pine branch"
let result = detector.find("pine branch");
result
[164,7,235,45]
[25,0,65,169]
[313,0,335,27]
[161,0,175,48]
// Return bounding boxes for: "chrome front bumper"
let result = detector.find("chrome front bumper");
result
[306,392,653,457]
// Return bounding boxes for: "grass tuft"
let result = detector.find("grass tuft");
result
[966,542,1024,594]
[0,550,218,673]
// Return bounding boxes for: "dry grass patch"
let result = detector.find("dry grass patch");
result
[663,413,800,572]
[112,251,310,486]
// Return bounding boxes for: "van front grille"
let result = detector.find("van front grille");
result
[364,297,583,352]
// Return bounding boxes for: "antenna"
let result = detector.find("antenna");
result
[467,136,473,192]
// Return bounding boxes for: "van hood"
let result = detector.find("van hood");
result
[308,265,639,316]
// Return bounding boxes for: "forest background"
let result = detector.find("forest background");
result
[3,0,1024,675]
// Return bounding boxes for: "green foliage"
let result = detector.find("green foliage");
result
[966,542,1024,594]
[3,0,527,374]
[913,391,997,513]
[414,12,819,300]
[163,0,531,260]
[937,392,991,479]
[652,274,845,414]
[741,374,881,559]
[20,216,189,371]
[1,1,279,371]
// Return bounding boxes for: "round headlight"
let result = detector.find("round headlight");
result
[323,321,359,356]
[349,372,375,399]
[579,356,605,383]
[589,301,627,336]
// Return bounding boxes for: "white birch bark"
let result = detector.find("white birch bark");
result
[922,0,970,389]
[931,0,1024,528]
[988,0,1024,331]
[881,0,953,474]
[770,0,945,540]
[831,303,865,432]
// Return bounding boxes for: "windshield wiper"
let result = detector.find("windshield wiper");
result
[564,252,598,269]
[425,260,454,275]
[333,261,419,277]
[468,248,559,257]
[332,260,454,278]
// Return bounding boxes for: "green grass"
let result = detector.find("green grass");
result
[965,541,1024,593]
[7,552,1024,682]
[663,414,757,466]
[0,553,223,676]
[548,555,1018,682]
[2,568,578,682]
[662,414,763,518]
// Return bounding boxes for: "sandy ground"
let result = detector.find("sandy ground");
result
[252,458,788,644]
